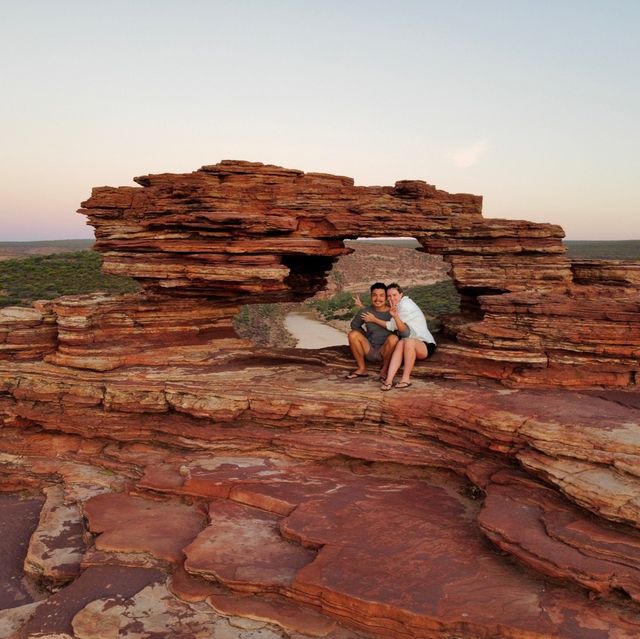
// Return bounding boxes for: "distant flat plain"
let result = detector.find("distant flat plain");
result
[2,238,639,260]
[0,239,93,261]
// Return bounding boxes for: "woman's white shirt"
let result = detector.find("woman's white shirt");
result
[385,296,436,344]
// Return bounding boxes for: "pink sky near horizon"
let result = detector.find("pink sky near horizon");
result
[1,2,638,242]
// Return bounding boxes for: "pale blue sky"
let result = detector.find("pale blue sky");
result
[1,0,638,240]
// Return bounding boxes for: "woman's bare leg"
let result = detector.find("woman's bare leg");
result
[383,340,405,386]
[380,334,399,379]
[398,339,428,384]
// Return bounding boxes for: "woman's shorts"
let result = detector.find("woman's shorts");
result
[424,341,437,357]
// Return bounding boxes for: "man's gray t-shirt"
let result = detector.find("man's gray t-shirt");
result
[350,306,393,347]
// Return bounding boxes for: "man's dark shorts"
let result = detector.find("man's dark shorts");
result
[365,341,383,363]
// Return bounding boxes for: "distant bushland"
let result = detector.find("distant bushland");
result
[563,240,640,260]
[0,239,94,261]
[0,239,94,251]
[0,251,138,308]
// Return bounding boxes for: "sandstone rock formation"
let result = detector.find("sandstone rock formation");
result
[1,161,639,639]
[74,160,638,387]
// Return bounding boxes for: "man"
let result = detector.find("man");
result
[345,282,399,380]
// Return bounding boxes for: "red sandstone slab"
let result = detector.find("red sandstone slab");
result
[169,564,225,603]
[229,476,340,516]
[5,359,640,534]
[272,429,474,470]
[180,457,345,515]
[180,455,293,499]
[139,454,348,516]
[280,474,640,638]
[207,590,337,637]
[479,470,640,602]
[183,499,316,593]
[138,462,185,491]
[24,484,85,585]
[0,493,43,609]
[84,493,206,564]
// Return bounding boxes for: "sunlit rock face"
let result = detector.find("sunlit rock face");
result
[81,160,484,301]
[73,160,638,386]
[1,161,640,639]
[0,303,57,361]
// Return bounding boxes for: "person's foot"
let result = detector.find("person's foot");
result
[345,370,369,379]
[394,381,412,389]
[380,382,393,391]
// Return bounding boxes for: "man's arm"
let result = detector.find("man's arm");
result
[350,309,366,332]
[389,312,408,335]
[362,311,389,329]
[397,324,410,338]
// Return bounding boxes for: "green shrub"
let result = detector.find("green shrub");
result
[0,251,138,307]
[307,291,361,320]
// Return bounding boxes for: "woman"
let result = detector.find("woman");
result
[362,283,436,390]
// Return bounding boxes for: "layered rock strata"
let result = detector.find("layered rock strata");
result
[1,358,640,638]
[0,303,56,361]
[72,160,638,387]
[45,292,247,370]
[1,161,640,638]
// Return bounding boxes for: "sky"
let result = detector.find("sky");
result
[1,0,638,241]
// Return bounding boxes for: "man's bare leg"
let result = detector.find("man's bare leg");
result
[380,334,399,379]
[347,330,371,376]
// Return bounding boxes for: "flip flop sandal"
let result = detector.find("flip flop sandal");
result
[394,382,412,389]
[345,371,369,379]
[380,383,393,391]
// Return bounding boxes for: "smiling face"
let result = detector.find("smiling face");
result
[370,287,387,310]
[386,287,402,307]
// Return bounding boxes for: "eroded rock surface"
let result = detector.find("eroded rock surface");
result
[2,356,640,638]
[0,493,43,610]
[1,161,639,638]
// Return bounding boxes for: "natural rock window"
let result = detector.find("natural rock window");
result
[233,238,459,349]
[56,159,639,387]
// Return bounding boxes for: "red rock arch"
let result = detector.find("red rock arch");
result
[59,160,638,387]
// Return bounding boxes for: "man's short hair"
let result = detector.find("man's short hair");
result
[370,282,387,294]
[386,282,403,293]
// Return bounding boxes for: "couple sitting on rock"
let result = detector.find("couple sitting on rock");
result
[346,282,437,390]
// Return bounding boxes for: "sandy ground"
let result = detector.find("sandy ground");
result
[284,313,348,349]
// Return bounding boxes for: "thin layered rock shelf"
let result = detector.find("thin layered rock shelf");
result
[1,161,639,638]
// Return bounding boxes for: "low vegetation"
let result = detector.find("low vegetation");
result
[0,251,138,307]
[233,303,296,347]
[305,280,461,332]
[311,280,461,319]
